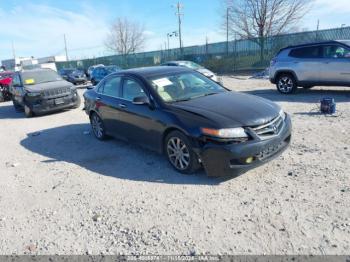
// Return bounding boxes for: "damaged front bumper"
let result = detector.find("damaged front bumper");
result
[198,114,292,177]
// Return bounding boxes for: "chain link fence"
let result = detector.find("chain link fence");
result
[56,26,350,73]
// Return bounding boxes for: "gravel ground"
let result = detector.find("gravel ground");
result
[0,76,349,255]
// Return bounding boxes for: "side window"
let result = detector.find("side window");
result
[289,46,321,58]
[12,73,21,87]
[122,78,146,101]
[101,76,121,97]
[323,45,350,58]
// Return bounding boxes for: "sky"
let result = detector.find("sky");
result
[0,0,349,61]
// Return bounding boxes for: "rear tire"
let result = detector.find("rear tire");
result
[165,131,201,174]
[72,94,81,109]
[90,112,107,140]
[276,73,297,94]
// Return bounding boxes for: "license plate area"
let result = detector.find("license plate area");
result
[256,142,283,160]
[55,98,65,105]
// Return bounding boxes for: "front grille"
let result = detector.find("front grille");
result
[252,115,284,140]
[43,87,71,98]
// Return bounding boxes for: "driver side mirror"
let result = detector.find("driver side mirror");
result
[132,96,150,105]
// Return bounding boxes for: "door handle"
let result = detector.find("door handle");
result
[96,97,101,101]
[119,103,127,109]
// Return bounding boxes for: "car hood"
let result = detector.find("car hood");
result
[171,91,280,127]
[24,80,73,92]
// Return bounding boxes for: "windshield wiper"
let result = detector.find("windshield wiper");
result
[171,98,192,103]
[171,93,220,103]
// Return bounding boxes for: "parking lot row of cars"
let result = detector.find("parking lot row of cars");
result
[1,39,349,176]
[0,58,291,177]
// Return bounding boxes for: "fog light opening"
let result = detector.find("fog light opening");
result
[245,156,254,164]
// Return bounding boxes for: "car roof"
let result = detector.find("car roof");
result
[282,40,349,51]
[20,68,55,73]
[122,66,190,77]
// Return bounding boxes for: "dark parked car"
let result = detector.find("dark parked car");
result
[0,71,14,101]
[11,68,81,117]
[83,66,291,177]
[59,68,87,85]
[90,65,122,85]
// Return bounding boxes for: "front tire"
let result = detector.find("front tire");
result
[24,104,33,118]
[71,94,81,109]
[276,73,297,94]
[165,131,200,174]
[90,112,106,140]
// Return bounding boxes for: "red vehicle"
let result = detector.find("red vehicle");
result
[0,71,14,101]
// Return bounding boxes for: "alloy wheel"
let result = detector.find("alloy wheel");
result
[278,76,293,93]
[167,137,190,170]
[91,114,104,139]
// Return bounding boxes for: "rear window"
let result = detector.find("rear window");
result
[289,46,321,58]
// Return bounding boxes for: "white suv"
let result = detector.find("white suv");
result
[269,40,350,94]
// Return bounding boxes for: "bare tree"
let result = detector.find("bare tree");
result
[223,0,312,61]
[105,18,146,57]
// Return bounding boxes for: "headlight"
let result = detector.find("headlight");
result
[27,92,41,97]
[201,127,248,138]
[279,109,286,120]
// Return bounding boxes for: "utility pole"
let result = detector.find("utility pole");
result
[175,2,184,55]
[11,41,16,60]
[64,34,69,61]
[205,36,209,56]
[226,7,230,56]
[316,20,320,41]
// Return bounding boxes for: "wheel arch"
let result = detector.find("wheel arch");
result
[275,70,299,83]
[161,126,190,154]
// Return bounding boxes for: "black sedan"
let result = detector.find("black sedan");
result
[83,66,291,176]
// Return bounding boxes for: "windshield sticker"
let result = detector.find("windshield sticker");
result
[24,79,35,85]
[152,78,173,87]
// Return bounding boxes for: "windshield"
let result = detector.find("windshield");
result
[22,70,63,85]
[61,69,74,75]
[178,61,204,70]
[148,72,226,102]
[339,40,350,47]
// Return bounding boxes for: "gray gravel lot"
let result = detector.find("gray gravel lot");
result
[0,76,349,255]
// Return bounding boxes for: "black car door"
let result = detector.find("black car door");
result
[117,77,164,151]
[96,75,125,138]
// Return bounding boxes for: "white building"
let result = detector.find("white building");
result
[1,55,67,71]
